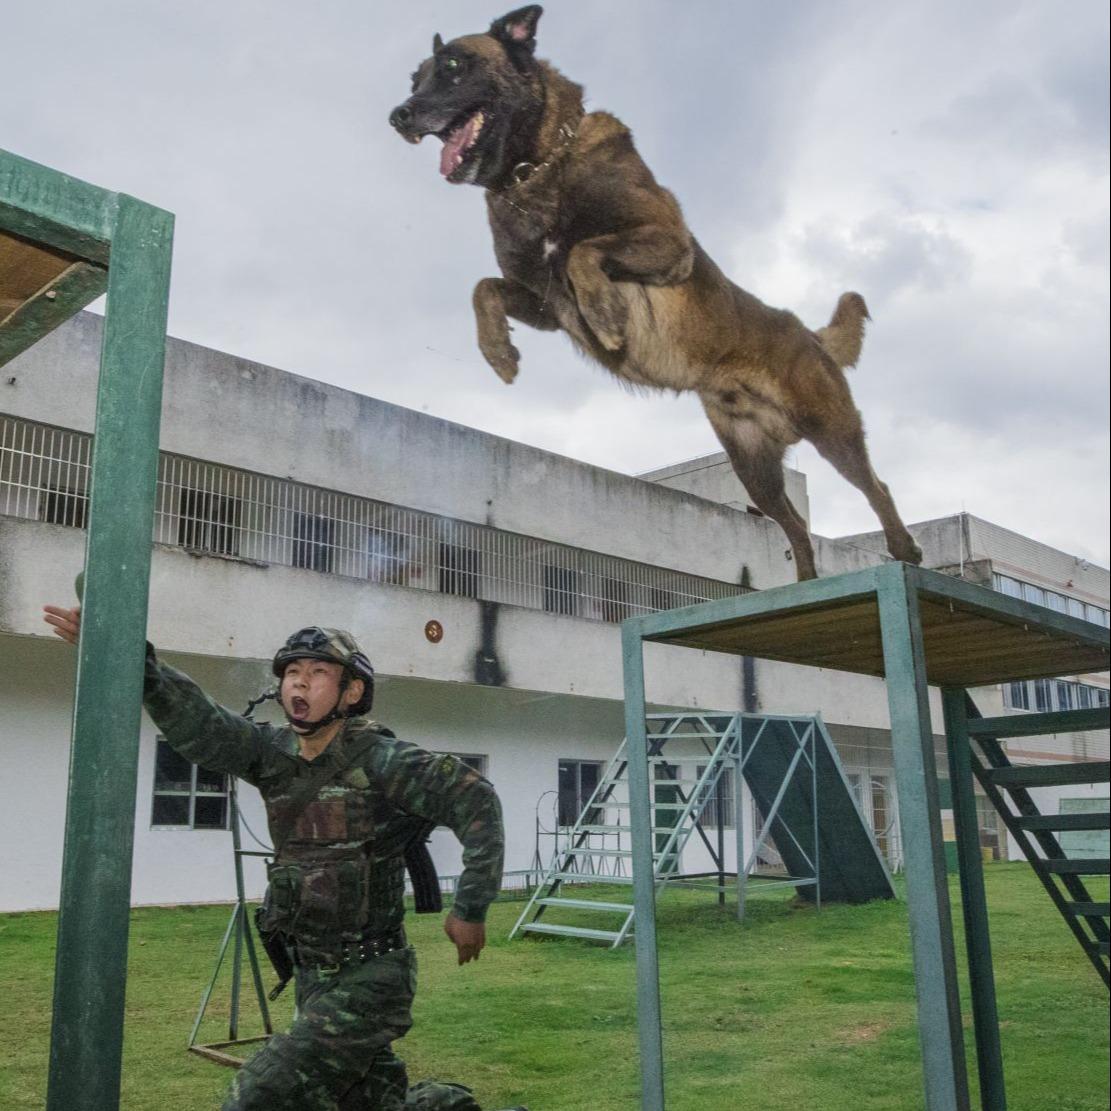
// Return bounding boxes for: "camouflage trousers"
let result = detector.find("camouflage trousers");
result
[222,947,482,1111]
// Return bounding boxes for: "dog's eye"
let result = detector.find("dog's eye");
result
[444,56,460,72]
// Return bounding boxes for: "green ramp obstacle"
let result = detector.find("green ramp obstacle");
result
[738,714,894,906]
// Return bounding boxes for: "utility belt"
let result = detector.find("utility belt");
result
[293,926,408,973]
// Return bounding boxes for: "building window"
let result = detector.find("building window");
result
[1055,681,1076,711]
[178,488,240,556]
[293,513,333,572]
[1033,678,1053,713]
[993,573,1108,627]
[543,564,578,616]
[1004,681,1031,710]
[151,738,229,829]
[558,759,602,826]
[39,486,88,528]
[1010,679,1108,713]
[439,541,479,598]
[1022,582,1046,608]
[598,576,632,623]
[695,765,736,829]
[367,526,408,585]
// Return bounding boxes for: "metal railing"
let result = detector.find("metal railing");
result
[1,415,746,622]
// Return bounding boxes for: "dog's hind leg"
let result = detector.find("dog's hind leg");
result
[810,414,923,567]
[473,277,560,384]
[703,402,818,581]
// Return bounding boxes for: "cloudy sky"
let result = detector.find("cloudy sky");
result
[5,1,1109,564]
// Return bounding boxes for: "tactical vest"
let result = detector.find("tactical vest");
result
[257,724,439,949]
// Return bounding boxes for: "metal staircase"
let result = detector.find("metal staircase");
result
[963,697,1110,985]
[509,714,740,948]
[509,711,894,947]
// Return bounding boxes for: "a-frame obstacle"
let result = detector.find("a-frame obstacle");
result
[510,711,893,946]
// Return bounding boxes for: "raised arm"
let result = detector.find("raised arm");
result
[43,603,280,784]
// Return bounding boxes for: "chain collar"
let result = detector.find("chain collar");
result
[507,122,578,189]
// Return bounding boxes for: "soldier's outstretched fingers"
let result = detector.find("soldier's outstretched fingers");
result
[43,604,81,646]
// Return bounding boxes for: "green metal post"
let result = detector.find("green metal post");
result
[622,622,665,1111]
[735,719,746,922]
[942,688,1007,1110]
[46,195,173,1111]
[876,564,971,1111]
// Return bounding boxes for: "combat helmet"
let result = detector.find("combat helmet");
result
[272,626,375,727]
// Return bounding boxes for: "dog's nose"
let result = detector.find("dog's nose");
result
[389,104,413,131]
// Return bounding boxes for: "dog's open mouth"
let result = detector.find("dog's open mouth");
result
[439,110,486,180]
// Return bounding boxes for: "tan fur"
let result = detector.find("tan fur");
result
[403,23,920,580]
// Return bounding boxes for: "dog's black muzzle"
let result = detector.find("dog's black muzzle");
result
[389,103,413,132]
[389,100,432,144]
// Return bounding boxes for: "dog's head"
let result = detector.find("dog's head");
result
[389,5,547,188]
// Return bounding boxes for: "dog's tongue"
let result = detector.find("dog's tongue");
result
[440,114,479,177]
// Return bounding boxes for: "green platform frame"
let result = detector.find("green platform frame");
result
[2,149,174,1110]
[621,561,1110,1111]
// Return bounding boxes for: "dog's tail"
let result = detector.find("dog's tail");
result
[815,291,870,369]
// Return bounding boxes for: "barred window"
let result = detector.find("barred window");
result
[543,564,578,616]
[178,487,240,556]
[294,513,333,572]
[39,486,87,528]
[439,541,479,598]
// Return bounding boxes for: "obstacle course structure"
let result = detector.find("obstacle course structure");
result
[621,561,1109,1111]
[2,148,173,1111]
[510,711,893,946]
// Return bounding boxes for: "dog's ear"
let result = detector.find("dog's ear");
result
[432,32,444,53]
[489,5,542,54]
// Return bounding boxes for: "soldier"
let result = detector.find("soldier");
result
[43,606,527,1111]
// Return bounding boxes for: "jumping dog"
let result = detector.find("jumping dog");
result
[390,5,922,581]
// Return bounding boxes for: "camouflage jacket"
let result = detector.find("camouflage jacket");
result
[143,650,504,948]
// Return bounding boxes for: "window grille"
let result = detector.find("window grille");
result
[2,415,747,624]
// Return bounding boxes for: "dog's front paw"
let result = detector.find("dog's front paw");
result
[479,337,521,383]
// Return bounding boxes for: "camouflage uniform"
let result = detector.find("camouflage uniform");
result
[142,648,505,1111]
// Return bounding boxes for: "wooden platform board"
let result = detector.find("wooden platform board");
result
[0,227,107,368]
[0,229,79,317]
[638,564,1109,688]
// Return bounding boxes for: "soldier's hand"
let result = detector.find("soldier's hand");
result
[444,913,486,965]
[43,604,82,646]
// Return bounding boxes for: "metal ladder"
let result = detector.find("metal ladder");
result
[509,715,739,948]
[965,696,1110,985]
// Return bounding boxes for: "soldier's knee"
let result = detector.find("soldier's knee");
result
[222,1041,307,1111]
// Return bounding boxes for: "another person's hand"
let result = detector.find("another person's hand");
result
[443,913,486,965]
[43,604,81,646]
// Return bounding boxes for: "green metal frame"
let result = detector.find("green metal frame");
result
[2,148,174,1111]
[621,561,1110,1111]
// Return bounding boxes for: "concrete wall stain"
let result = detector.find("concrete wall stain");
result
[473,600,506,687]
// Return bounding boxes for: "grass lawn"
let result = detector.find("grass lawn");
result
[0,863,1106,1110]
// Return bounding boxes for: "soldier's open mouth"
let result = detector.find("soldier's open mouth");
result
[290,696,309,718]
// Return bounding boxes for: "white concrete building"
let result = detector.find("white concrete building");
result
[1,313,1106,911]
